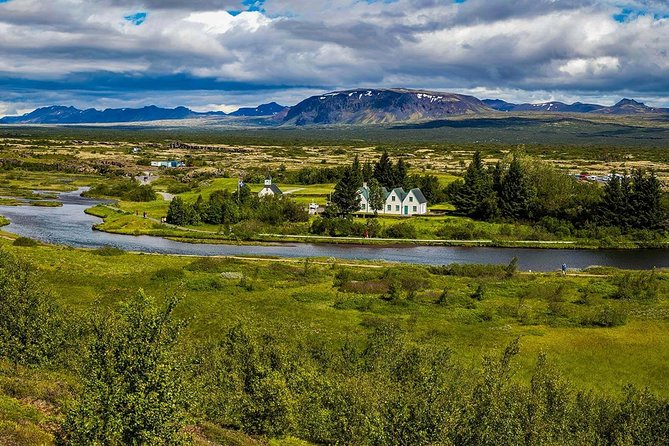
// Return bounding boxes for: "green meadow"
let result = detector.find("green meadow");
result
[3,240,668,398]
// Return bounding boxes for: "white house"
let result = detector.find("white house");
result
[258,177,283,198]
[357,184,427,216]
[150,160,184,168]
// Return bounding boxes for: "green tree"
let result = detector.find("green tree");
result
[630,169,666,231]
[362,161,374,183]
[332,165,362,217]
[368,178,385,215]
[374,151,396,189]
[452,151,498,220]
[596,173,630,228]
[498,155,535,220]
[60,291,190,445]
[166,196,187,225]
[393,158,408,189]
[351,155,363,187]
[0,250,65,367]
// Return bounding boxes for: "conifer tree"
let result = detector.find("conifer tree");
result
[630,169,666,231]
[374,151,396,189]
[362,161,374,183]
[332,165,362,217]
[394,158,408,189]
[452,151,498,220]
[351,155,363,187]
[368,178,385,215]
[597,173,630,229]
[498,155,535,220]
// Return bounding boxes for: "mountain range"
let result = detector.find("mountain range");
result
[482,98,667,114]
[1,90,667,125]
[0,102,289,124]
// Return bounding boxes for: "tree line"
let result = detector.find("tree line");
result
[166,186,308,227]
[448,151,667,233]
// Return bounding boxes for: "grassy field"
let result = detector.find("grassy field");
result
[1,240,667,398]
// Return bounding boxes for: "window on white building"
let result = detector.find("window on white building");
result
[387,205,391,211]
[395,205,399,211]
[413,206,417,212]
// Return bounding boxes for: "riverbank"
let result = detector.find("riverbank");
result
[87,203,669,250]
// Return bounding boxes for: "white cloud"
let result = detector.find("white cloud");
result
[0,0,669,109]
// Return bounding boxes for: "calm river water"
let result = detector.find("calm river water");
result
[0,189,667,272]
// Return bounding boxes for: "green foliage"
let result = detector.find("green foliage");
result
[613,270,660,300]
[499,155,536,220]
[86,179,157,202]
[451,151,499,219]
[59,291,190,445]
[332,164,362,217]
[383,221,417,239]
[93,245,125,256]
[595,169,666,232]
[368,178,385,214]
[429,262,509,278]
[12,237,38,247]
[0,250,65,367]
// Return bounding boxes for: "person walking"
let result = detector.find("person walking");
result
[561,263,567,276]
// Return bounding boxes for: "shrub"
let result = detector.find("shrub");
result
[583,305,628,327]
[152,268,185,281]
[93,246,124,256]
[185,257,225,273]
[613,271,660,300]
[470,284,486,301]
[429,262,508,278]
[12,237,38,247]
[383,222,417,239]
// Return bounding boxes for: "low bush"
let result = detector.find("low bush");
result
[383,222,417,239]
[93,246,124,256]
[152,268,185,281]
[12,237,38,247]
[429,262,508,278]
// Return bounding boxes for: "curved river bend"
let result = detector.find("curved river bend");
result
[0,189,667,272]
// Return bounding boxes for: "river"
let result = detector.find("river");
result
[0,189,667,272]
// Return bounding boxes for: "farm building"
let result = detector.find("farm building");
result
[357,183,427,216]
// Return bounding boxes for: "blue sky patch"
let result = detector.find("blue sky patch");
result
[124,12,147,26]
[0,0,12,4]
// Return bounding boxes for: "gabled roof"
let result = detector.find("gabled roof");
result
[357,186,370,201]
[408,188,427,204]
[261,184,282,195]
[390,188,407,202]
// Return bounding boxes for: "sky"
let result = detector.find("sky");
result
[1,0,669,115]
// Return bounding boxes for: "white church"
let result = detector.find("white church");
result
[357,183,428,216]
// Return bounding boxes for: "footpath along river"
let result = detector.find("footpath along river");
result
[0,189,667,272]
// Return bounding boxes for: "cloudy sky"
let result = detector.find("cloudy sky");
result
[1,0,669,115]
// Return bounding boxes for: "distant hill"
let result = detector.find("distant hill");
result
[0,105,200,124]
[483,98,667,114]
[0,102,288,124]
[229,102,289,117]
[283,89,491,125]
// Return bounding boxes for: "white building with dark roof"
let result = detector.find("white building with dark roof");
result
[357,183,427,215]
[258,177,283,198]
